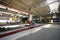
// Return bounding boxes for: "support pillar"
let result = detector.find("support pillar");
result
[28,14,33,26]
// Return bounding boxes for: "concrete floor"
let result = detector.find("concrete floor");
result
[16,24,60,40]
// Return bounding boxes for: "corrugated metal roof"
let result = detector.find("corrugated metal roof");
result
[0,0,57,16]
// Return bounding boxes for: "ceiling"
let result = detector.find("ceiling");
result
[0,0,59,16]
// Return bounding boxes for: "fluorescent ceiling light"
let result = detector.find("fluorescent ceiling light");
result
[0,5,6,9]
[8,8,19,12]
[0,11,13,15]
